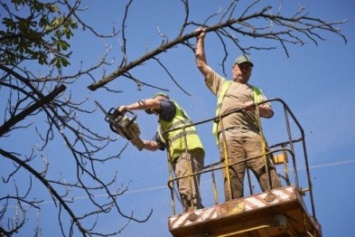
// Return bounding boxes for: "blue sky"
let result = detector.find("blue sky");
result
[2,0,355,236]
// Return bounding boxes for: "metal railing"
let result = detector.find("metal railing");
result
[165,98,317,218]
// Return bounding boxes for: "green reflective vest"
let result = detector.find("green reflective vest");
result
[158,101,204,160]
[213,81,263,143]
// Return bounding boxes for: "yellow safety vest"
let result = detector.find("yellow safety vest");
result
[158,101,204,161]
[213,81,263,143]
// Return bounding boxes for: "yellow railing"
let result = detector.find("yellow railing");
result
[165,98,317,218]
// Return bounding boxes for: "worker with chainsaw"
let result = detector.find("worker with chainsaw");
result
[194,27,281,201]
[118,93,205,212]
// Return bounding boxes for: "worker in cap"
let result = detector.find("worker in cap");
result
[144,92,169,114]
[195,26,281,201]
[118,92,205,212]
[233,54,254,67]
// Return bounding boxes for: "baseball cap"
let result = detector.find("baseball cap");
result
[145,92,169,114]
[153,92,169,99]
[234,55,254,67]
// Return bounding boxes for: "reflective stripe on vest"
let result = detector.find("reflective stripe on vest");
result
[158,101,203,160]
[213,81,263,142]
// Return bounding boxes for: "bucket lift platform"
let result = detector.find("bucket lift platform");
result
[168,186,322,237]
[167,98,322,237]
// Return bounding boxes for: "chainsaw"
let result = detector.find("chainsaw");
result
[95,101,144,150]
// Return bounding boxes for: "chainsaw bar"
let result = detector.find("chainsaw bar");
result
[95,100,144,150]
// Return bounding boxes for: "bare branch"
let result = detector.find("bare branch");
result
[88,2,346,91]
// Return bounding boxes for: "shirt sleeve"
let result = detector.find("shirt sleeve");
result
[152,132,166,151]
[158,100,176,122]
[256,87,272,108]
[205,70,226,96]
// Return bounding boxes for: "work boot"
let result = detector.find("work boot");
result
[180,195,189,212]
[181,194,205,212]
